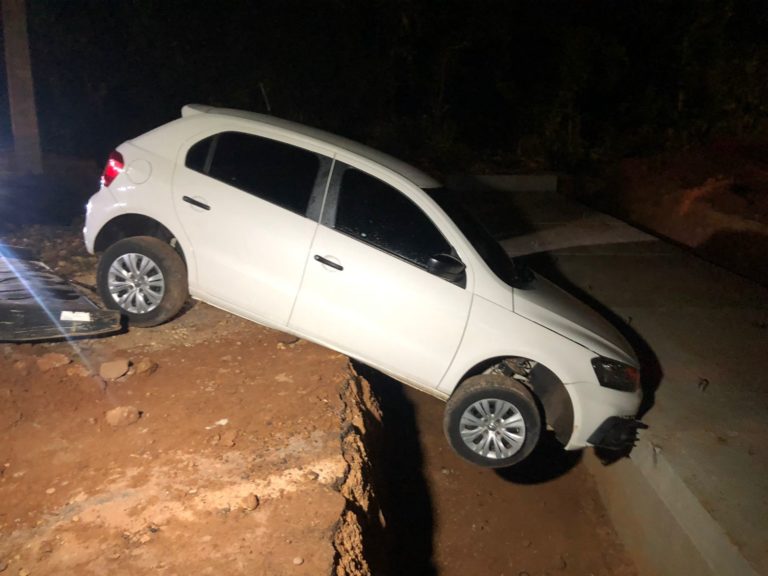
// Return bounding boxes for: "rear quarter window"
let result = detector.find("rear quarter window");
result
[185,131,320,216]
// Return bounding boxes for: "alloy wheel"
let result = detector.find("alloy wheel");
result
[107,252,165,314]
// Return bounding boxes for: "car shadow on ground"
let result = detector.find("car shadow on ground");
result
[351,361,437,576]
[495,431,583,484]
[697,228,768,287]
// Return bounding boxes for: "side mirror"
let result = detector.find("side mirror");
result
[427,253,466,284]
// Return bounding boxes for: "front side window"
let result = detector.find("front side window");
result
[185,131,320,216]
[334,168,452,268]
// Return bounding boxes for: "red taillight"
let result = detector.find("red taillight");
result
[101,150,124,187]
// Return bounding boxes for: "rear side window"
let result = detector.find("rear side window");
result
[185,132,320,216]
[334,168,452,267]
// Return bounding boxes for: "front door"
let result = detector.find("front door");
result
[289,164,472,389]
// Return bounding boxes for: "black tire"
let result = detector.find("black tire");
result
[443,374,541,468]
[97,236,188,327]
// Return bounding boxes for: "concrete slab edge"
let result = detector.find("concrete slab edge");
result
[586,441,759,576]
[446,173,559,192]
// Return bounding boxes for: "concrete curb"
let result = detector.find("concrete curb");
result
[586,443,759,576]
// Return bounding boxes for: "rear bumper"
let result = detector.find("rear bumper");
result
[587,416,648,451]
[83,187,116,254]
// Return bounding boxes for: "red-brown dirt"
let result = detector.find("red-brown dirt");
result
[0,299,369,576]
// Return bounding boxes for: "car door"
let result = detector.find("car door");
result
[289,162,472,390]
[173,130,331,326]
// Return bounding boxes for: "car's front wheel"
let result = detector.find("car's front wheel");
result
[443,374,541,468]
[97,236,188,327]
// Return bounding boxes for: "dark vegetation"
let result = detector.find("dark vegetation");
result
[2,0,767,174]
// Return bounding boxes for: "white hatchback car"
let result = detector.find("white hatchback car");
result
[85,105,645,468]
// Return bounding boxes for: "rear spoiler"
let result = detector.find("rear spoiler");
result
[181,104,214,117]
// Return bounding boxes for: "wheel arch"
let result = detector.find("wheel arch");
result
[452,356,575,447]
[93,214,187,264]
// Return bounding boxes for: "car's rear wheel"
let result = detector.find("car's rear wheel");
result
[97,236,187,327]
[443,374,541,468]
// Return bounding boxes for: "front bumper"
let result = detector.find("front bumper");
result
[587,416,648,451]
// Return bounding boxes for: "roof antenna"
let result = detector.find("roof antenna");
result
[259,82,272,114]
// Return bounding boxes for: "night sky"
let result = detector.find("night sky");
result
[3,0,768,172]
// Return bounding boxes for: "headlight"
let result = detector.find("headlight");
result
[591,357,640,392]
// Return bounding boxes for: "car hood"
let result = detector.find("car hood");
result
[513,274,637,366]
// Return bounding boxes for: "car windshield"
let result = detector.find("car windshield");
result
[425,188,533,288]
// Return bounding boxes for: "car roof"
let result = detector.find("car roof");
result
[180,104,441,188]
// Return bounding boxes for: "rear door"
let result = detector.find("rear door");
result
[289,163,472,389]
[173,131,331,326]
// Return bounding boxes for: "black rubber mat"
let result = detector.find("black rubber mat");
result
[0,245,121,341]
